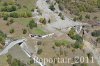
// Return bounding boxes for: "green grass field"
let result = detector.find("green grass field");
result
[32,28,46,35]
[13,18,33,25]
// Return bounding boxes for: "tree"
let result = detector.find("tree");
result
[28,19,37,29]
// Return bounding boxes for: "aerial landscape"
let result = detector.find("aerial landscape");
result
[0,0,100,66]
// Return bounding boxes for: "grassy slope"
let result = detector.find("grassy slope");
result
[1,0,36,10]
[56,0,100,21]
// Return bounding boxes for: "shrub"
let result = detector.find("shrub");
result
[9,29,14,34]
[26,12,32,17]
[97,0,100,8]
[78,15,83,21]
[3,2,8,6]
[30,59,34,64]
[0,30,6,45]
[58,4,63,11]
[11,5,16,11]
[11,59,26,66]
[1,5,17,12]
[68,28,76,38]
[73,40,83,49]
[39,18,46,24]
[9,18,14,24]
[37,49,43,55]
[37,41,42,45]
[85,14,90,19]
[3,15,8,20]
[96,37,100,43]
[28,19,37,29]
[0,36,5,45]
[49,4,55,11]
[73,17,77,21]
[73,34,83,42]
[7,54,12,64]
[10,12,18,18]
[91,30,100,37]
[55,40,69,47]
[58,13,64,20]
[87,53,92,60]
[22,29,27,34]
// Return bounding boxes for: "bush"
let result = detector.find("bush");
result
[55,40,69,47]
[73,34,83,42]
[96,37,100,43]
[37,49,43,55]
[58,4,63,11]
[1,5,17,12]
[68,28,76,38]
[39,18,46,24]
[49,4,55,11]
[37,41,42,45]
[85,14,90,19]
[26,12,32,17]
[30,59,34,64]
[9,18,14,24]
[11,59,26,66]
[97,0,100,8]
[29,19,37,29]
[58,13,64,20]
[9,29,14,34]
[73,63,88,66]
[22,29,27,34]
[91,30,100,37]
[73,40,83,49]
[11,5,16,11]
[10,12,18,18]
[87,53,92,60]
[7,54,12,64]
[73,17,77,21]
[3,2,8,6]
[78,15,83,21]
[3,15,8,20]
[0,36,5,45]
[0,30,6,45]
